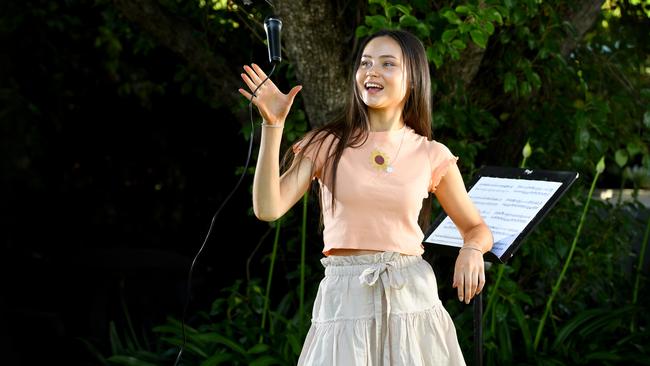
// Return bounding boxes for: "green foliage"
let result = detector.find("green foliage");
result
[357,0,505,68]
[354,0,650,183]
[91,277,318,365]
[445,194,650,364]
[62,0,650,364]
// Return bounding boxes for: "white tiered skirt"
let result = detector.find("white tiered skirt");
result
[298,251,466,366]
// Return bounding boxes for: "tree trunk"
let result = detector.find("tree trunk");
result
[560,0,605,58]
[275,0,350,128]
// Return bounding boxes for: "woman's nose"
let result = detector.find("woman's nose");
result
[366,66,378,76]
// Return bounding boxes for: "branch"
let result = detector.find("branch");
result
[111,0,241,107]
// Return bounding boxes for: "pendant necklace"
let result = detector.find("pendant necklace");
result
[370,126,406,173]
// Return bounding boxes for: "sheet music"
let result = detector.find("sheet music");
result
[424,176,562,258]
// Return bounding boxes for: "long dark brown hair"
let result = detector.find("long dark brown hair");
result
[287,29,433,217]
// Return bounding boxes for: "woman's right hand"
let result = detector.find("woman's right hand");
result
[238,63,302,125]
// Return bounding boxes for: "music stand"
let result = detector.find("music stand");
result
[423,166,579,366]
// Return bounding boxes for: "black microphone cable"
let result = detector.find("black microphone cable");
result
[173,62,277,366]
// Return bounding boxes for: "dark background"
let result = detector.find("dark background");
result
[1,3,278,363]
[4,1,649,365]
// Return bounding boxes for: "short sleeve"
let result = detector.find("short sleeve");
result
[428,140,459,192]
[292,131,337,179]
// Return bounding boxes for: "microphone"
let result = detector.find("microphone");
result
[264,16,282,64]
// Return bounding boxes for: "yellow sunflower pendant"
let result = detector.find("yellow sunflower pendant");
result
[370,149,393,173]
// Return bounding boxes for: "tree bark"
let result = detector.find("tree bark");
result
[560,0,605,59]
[274,0,350,128]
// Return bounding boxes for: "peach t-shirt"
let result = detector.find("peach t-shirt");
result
[293,125,458,256]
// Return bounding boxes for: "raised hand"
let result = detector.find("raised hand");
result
[238,63,302,125]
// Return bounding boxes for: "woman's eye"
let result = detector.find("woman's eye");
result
[383,62,394,67]
[360,61,370,67]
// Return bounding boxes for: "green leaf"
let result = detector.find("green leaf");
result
[486,8,503,24]
[458,23,472,34]
[615,149,628,167]
[644,111,650,129]
[441,10,462,25]
[504,72,517,93]
[200,353,235,366]
[552,310,600,350]
[159,337,209,358]
[249,355,285,366]
[432,51,443,68]
[355,25,369,39]
[495,301,509,322]
[627,141,642,157]
[484,21,495,35]
[365,15,388,29]
[451,39,467,50]
[386,5,398,18]
[512,290,533,305]
[496,306,513,361]
[247,343,271,354]
[441,29,457,42]
[194,333,247,355]
[448,46,460,60]
[528,71,542,89]
[109,321,124,355]
[415,23,430,37]
[393,4,411,15]
[512,8,527,24]
[153,321,198,335]
[577,128,590,149]
[106,355,157,366]
[520,81,532,96]
[427,45,443,68]
[455,5,471,14]
[77,337,109,366]
[399,15,419,27]
[470,28,488,48]
[286,332,303,355]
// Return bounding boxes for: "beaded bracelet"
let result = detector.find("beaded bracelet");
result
[261,122,284,128]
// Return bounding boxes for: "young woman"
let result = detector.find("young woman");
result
[238,29,493,366]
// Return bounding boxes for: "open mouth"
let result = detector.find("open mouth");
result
[364,82,384,91]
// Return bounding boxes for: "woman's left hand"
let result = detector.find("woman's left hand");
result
[452,248,485,304]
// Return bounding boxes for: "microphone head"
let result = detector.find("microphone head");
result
[264,16,282,64]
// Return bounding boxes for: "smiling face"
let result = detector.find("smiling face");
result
[355,36,409,112]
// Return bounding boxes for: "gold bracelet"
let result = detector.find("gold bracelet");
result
[459,246,483,254]
[261,122,284,128]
